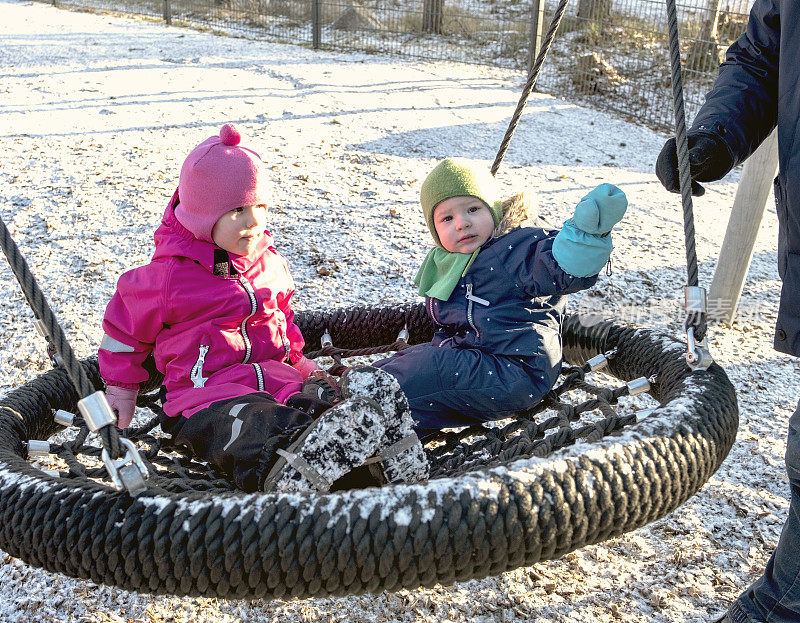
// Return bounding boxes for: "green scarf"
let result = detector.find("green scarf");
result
[414,247,479,301]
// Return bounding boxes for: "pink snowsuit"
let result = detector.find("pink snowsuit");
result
[99,191,305,419]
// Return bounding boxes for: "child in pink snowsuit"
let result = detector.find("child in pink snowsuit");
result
[99,124,428,492]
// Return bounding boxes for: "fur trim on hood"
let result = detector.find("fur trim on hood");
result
[493,192,553,238]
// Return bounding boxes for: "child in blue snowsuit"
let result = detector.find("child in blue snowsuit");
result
[375,158,627,437]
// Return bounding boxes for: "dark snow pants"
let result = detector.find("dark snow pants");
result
[374,342,557,438]
[159,392,329,492]
[728,399,800,622]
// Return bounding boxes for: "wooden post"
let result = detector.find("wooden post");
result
[163,0,171,26]
[422,0,444,34]
[576,0,612,21]
[312,0,321,49]
[708,129,778,323]
[528,0,545,74]
[686,0,724,72]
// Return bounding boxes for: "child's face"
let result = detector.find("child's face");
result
[211,204,268,256]
[433,196,495,254]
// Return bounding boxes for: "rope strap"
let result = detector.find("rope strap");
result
[376,433,420,461]
[491,0,570,175]
[275,448,333,492]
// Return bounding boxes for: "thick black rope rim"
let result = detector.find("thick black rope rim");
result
[0,304,737,598]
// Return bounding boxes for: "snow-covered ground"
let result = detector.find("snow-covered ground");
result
[1,0,797,621]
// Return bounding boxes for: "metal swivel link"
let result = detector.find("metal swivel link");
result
[684,286,713,371]
[101,438,149,495]
[78,391,149,495]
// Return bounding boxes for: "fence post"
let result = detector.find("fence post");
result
[422,0,444,34]
[312,0,321,49]
[708,129,778,324]
[163,0,171,25]
[528,0,545,73]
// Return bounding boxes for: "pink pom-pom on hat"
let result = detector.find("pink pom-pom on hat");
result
[174,124,269,243]
[219,123,241,146]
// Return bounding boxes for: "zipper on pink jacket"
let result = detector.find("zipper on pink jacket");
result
[274,307,291,361]
[190,344,209,388]
[278,327,291,360]
[251,362,265,390]
[237,277,258,364]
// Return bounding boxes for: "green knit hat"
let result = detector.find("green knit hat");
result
[420,158,504,248]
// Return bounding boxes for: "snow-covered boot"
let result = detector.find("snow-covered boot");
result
[262,396,387,494]
[340,365,429,485]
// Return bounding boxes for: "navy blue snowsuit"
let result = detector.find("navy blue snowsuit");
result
[376,222,597,437]
[685,1,800,620]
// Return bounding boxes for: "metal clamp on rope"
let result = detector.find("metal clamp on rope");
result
[684,286,714,371]
[636,408,656,420]
[77,391,118,432]
[101,438,149,495]
[33,317,63,368]
[585,354,608,373]
[53,409,74,427]
[321,330,333,348]
[26,440,50,456]
[626,377,650,396]
[397,326,409,344]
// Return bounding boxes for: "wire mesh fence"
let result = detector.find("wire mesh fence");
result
[536,0,751,130]
[39,0,752,131]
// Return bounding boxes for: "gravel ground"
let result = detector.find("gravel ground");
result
[0,1,797,621]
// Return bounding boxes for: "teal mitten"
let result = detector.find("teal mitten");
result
[552,184,627,277]
[573,183,628,234]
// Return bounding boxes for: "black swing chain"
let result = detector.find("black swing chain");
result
[0,217,127,463]
[664,0,709,346]
[491,0,570,177]
[498,0,709,358]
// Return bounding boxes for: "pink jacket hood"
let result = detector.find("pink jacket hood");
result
[99,189,305,418]
[153,189,272,273]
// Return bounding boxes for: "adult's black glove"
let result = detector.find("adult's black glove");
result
[655,132,733,197]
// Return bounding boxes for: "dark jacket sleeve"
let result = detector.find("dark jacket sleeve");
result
[690,0,780,168]
[509,231,598,297]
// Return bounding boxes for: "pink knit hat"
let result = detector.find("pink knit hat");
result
[174,124,269,243]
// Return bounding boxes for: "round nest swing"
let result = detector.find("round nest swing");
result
[0,303,737,598]
[0,0,737,601]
